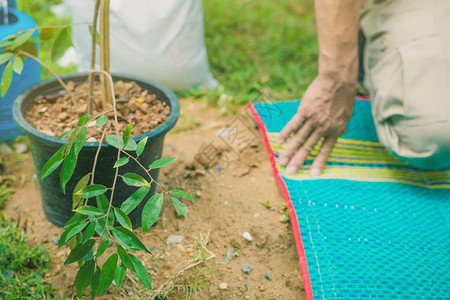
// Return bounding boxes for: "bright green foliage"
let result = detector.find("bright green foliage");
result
[136,137,148,157]
[122,173,149,187]
[123,123,134,148]
[171,197,188,218]
[0,217,55,299]
[142,194,163,233]
[148,157,177,169]
[96,115,108,128]
[97,253,118,296]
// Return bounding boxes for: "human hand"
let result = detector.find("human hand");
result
[277,75,356,176]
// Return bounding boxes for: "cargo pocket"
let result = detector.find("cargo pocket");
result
[368,46,405,124]
[398,36,448,126]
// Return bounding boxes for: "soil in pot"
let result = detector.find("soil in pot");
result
[24,80,170,139]
[15,75,179,228]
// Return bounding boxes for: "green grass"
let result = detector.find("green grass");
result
[0,216,57,299]
[20,0,318,105]
[201,0,317,104]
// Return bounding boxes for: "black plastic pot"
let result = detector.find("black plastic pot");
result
[13,73,180,227]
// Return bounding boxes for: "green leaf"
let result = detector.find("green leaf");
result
[77,114,90,127]
[75,259,95,298]
[114,157,129,168]
[142,194,163,233]
[120,187,150,215]
[129,254,152,288]
[16,41,38,59]
[74,126,87,155]
[64,213,88,229]
[64,239,95,265]
[96,240,109,259]
[60,147,77,194]
[90,266,100,300]
[117,245,135,271]
[170,189,196,202]
[11,29,35,50]
[95,211,114,236]
[58,129,74,140]
[76,205,104,216]
[114,263,127,288]
[122,173,149,187]
[1,61,13,97]
[79,185,107,199]
[149,157,177,169]
[136,137,148,158]
[52,28,72,62]
[114,208,132,231]
[111,227,151,253]
[73,174,91,209]
[106,134,137,151]
[171,197,187,218]
[81,221,97,243]
[40,145,67,180]
[96,115,107,128]
[123,123,134,148]
[96,194,109,213]
[40,28,53,40]
[12,57,23,75]
[67,127,79,149]
[62,223,88,246]
[83,249,94,262]
[98,253,118,296]
[0,52,13,65]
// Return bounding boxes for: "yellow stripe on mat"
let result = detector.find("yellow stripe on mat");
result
[267,132,450,189]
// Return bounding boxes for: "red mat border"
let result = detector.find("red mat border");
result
[247,103,314,300]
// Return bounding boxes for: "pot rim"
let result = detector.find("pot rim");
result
[12,72,180,149]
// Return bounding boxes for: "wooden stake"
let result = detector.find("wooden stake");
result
[100,0,112,109]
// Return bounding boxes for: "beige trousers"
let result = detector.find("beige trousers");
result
[360,0,450,170]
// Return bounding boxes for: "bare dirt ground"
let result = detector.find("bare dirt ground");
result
[2,99,305,299]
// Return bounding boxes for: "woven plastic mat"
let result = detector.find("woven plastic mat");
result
[248,99,450,300]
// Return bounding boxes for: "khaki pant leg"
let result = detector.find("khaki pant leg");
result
[360,0,450,170]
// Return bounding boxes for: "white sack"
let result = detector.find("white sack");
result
[65,0,218,91]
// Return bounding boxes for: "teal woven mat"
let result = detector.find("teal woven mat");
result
[248,99,450,300]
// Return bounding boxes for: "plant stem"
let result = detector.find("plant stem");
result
[85,124,108,206]
[87,0,101,115]
[17,50,75,104]
[90,69,120,240]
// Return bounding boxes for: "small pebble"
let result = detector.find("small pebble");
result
[219,282,228,290]
[269,207,275,211]
[167,235,184,244]
[0,143,13,154]
[242,232,253,242]
[12,205,18,211]
[242,264,252,274]
[86,137,97,142]
[253,213,260,218]
[264,271,272,281]
[15,143,28,154]
[244,283,249,291]
[51,236,59,245]
[224,247,236,263]
[152,266,157,272]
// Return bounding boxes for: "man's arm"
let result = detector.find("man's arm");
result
[277,0,361,175]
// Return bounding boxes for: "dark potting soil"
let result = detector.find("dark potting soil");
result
[24,80,170,141]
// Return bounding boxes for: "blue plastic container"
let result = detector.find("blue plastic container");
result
[0,8,41,141]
